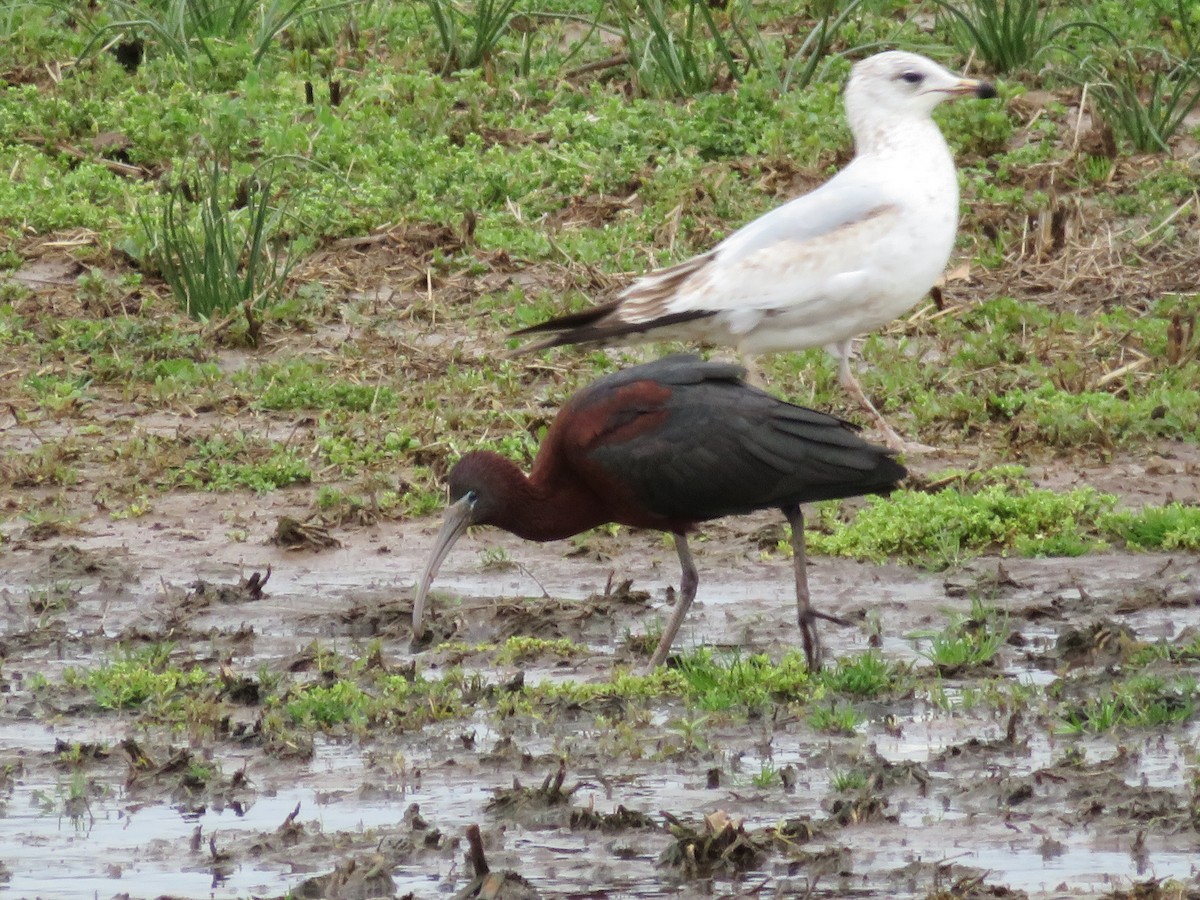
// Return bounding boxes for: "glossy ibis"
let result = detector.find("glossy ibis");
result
[413,355,906,669]
[513,51,997,453]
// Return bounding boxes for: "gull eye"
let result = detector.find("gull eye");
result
[900,70,924,85]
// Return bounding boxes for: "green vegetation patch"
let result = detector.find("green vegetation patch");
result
[3,0,1199,555]
[811,484,1113,569]
[65,644,209,711]
[810,470,1200,569]
[239,360,397,412]
[1058,673,1199,732]
[670,648,904,713]
[915,597,1009,673]
[167,432,312,493]
[1102,503,1200,551]
[674,649,816,711]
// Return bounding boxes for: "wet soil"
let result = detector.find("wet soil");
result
[2,484,1199,898]
[2,89,1200,898]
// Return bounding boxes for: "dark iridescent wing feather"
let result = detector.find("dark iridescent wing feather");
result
[573,355,904,522]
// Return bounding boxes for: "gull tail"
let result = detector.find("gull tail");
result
[511,251,717,354]
[511,303,712,354]
[511,299,621,350]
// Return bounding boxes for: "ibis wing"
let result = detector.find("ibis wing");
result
[580,364,903,522]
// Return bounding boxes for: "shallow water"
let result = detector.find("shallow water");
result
[2,530,1199,898]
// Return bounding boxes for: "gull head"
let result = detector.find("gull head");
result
[845,51,997,128]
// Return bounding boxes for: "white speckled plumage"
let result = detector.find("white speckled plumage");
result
[518,51,997,452]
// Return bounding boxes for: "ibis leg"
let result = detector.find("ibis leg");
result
[834,344,933,454]
[648,532,698,670]
[785,505,850,671]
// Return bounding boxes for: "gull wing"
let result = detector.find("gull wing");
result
[512,170,909,351]
[615,175,903,326]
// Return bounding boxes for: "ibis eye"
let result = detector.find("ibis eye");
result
[466,490,478,504]
[900,71,924,85]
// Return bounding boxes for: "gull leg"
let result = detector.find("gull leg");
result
[833,342,934,454]
[738,351,764,389]
[648,532,699,671]
[784,505,850,671]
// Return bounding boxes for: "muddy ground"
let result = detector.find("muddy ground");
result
[2,465,1199,898]
[2,69,1200,899]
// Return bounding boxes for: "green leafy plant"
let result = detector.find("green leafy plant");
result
[70,644,208,710]
[751,762,780,787]
[423,0,520,73]
[918,599,1008,672]
[285,679,369,727]
[1086,48,1200,152]
[782,0,866,91]
[808,703,862,735]
[809,484,1114,569]
[817,651,900,698]
[1059,674,1198,732]
[81,0,329,69]
[932,0,1115,74]
[139,160,294,336]
[171,435,312,493]
[613,0,752,97]
[495,636,587,664]
[831,769,868,792]
[673,649,814,711]
[1101,502,1200,551]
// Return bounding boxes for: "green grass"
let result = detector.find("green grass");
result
[808,472,1200,569]
[750,762,780,788]
[1059,673,1198,732]
[830,770,869,793]
[808,704,863,735]
[139,159,296,326]
[673,649,816,711]
[240,360,398,412]
[668,648,905,713]
[1102,503,1200,551]
[423,0,521,74]
[917,598,1009,671]
[933,0,1118,74]
[1085,46,1200,153]
[167,434,312,493]
[818,651,903,697]
[1128,633,1200,667]
[66,644,209,711]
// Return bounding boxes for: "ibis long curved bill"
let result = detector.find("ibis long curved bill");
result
[412,493,476,635]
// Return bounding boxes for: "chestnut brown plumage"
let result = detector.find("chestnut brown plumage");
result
[413,355,906,669]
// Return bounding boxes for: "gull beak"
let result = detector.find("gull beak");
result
[411,494,475,640]
[947,75,998,100]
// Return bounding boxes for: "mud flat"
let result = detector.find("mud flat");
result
[2,498,1198,898]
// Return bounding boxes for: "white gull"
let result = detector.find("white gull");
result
[515,50,997,452]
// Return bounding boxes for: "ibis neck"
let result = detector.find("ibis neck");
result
[483,456,609,543]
